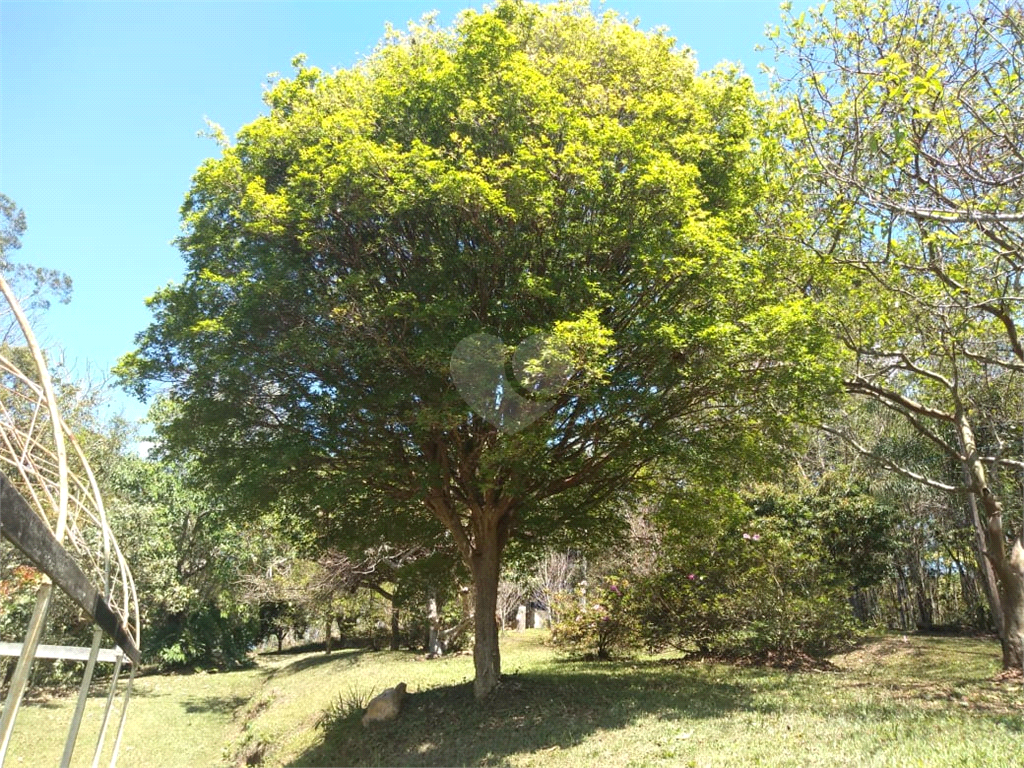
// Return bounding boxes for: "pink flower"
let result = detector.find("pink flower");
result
[743,533,751,540]
[688,574,696,580]
[752,534,761,541]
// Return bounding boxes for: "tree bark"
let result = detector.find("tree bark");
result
[470,528,502,699]
[963,470,1004,635]
[427,595,442,657]
[894,566,912,630]
[425,490,512,697]
[391,605,401,651]
[997,556,1024,670]
[913,556,934,629]
[959,417,1023,668]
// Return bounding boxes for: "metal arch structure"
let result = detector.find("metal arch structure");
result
[0,274,141,768]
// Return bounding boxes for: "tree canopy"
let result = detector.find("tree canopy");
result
[119,0,839,696]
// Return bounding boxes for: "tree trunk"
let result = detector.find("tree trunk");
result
[963,475,1004,634]
[424,492,513,697]
[427,595,442,657]
[998,536,1024,669]
[914,557,934,629]
[894,566,912,630]
[324,618,332,655]
[959,418,1023,668]
[470,531,502,699]
[390,605,401,651]
[335,614,347,647]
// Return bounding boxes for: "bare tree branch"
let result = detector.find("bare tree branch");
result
[819,422,962,492]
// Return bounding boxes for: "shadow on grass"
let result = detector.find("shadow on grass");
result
[261,641,338,656]
[262,640,403,657]
[268,648,370,677]
[993,715,1023,733]
[17,697,67,710]
[289,664,772,767]
[182,693,251,715]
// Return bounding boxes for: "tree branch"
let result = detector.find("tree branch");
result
[818,423,962,492]
[844,375,955,423]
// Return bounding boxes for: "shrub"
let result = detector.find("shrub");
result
[0,562,44,641]
[1,558,108,690]
[147,601,261,670]
[316,685,378,731]
[550,575,640,660]
[633,516,863,659]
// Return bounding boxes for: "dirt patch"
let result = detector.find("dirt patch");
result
[831,635,917,672]
[733,650,838,672]
[698,649,838,672]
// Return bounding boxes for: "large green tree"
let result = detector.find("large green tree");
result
[120,1,836,696]
[776,0,1024,669]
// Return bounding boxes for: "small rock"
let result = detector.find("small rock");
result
[361,682,408,727]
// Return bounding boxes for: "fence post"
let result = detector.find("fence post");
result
[0,581,53,766]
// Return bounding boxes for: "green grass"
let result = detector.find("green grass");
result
[4,632,1021,767]
[4,663,263,767]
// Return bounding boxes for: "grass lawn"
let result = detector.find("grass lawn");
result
[3,631,1020,767]
[3,663,264,768]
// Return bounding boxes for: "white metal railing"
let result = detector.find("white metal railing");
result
[0,274,140,768]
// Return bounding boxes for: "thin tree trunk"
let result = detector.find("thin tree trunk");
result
[895,566,912,630]
[391,605,401,651]
[946,545,975,616]
[964,478,1004,634]
[427,595,442,657]
[335,614,347,647]
[914,557,934,629]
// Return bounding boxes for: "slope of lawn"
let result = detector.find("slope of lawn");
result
[4,631,1020,767]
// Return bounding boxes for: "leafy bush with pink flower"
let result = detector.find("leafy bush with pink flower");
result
[549,575,641,660]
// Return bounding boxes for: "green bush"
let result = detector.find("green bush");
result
[147,602,260,670]
[0,562,43,641]
[1,558,110,689]
[633,513,863,659]
[550,575,640,660]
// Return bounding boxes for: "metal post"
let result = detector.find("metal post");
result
[0,581,53,766]
[107,664,135,768]
[59,626,104,768]
[90,652,123,768]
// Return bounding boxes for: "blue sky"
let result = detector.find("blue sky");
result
[1,0,798,429]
